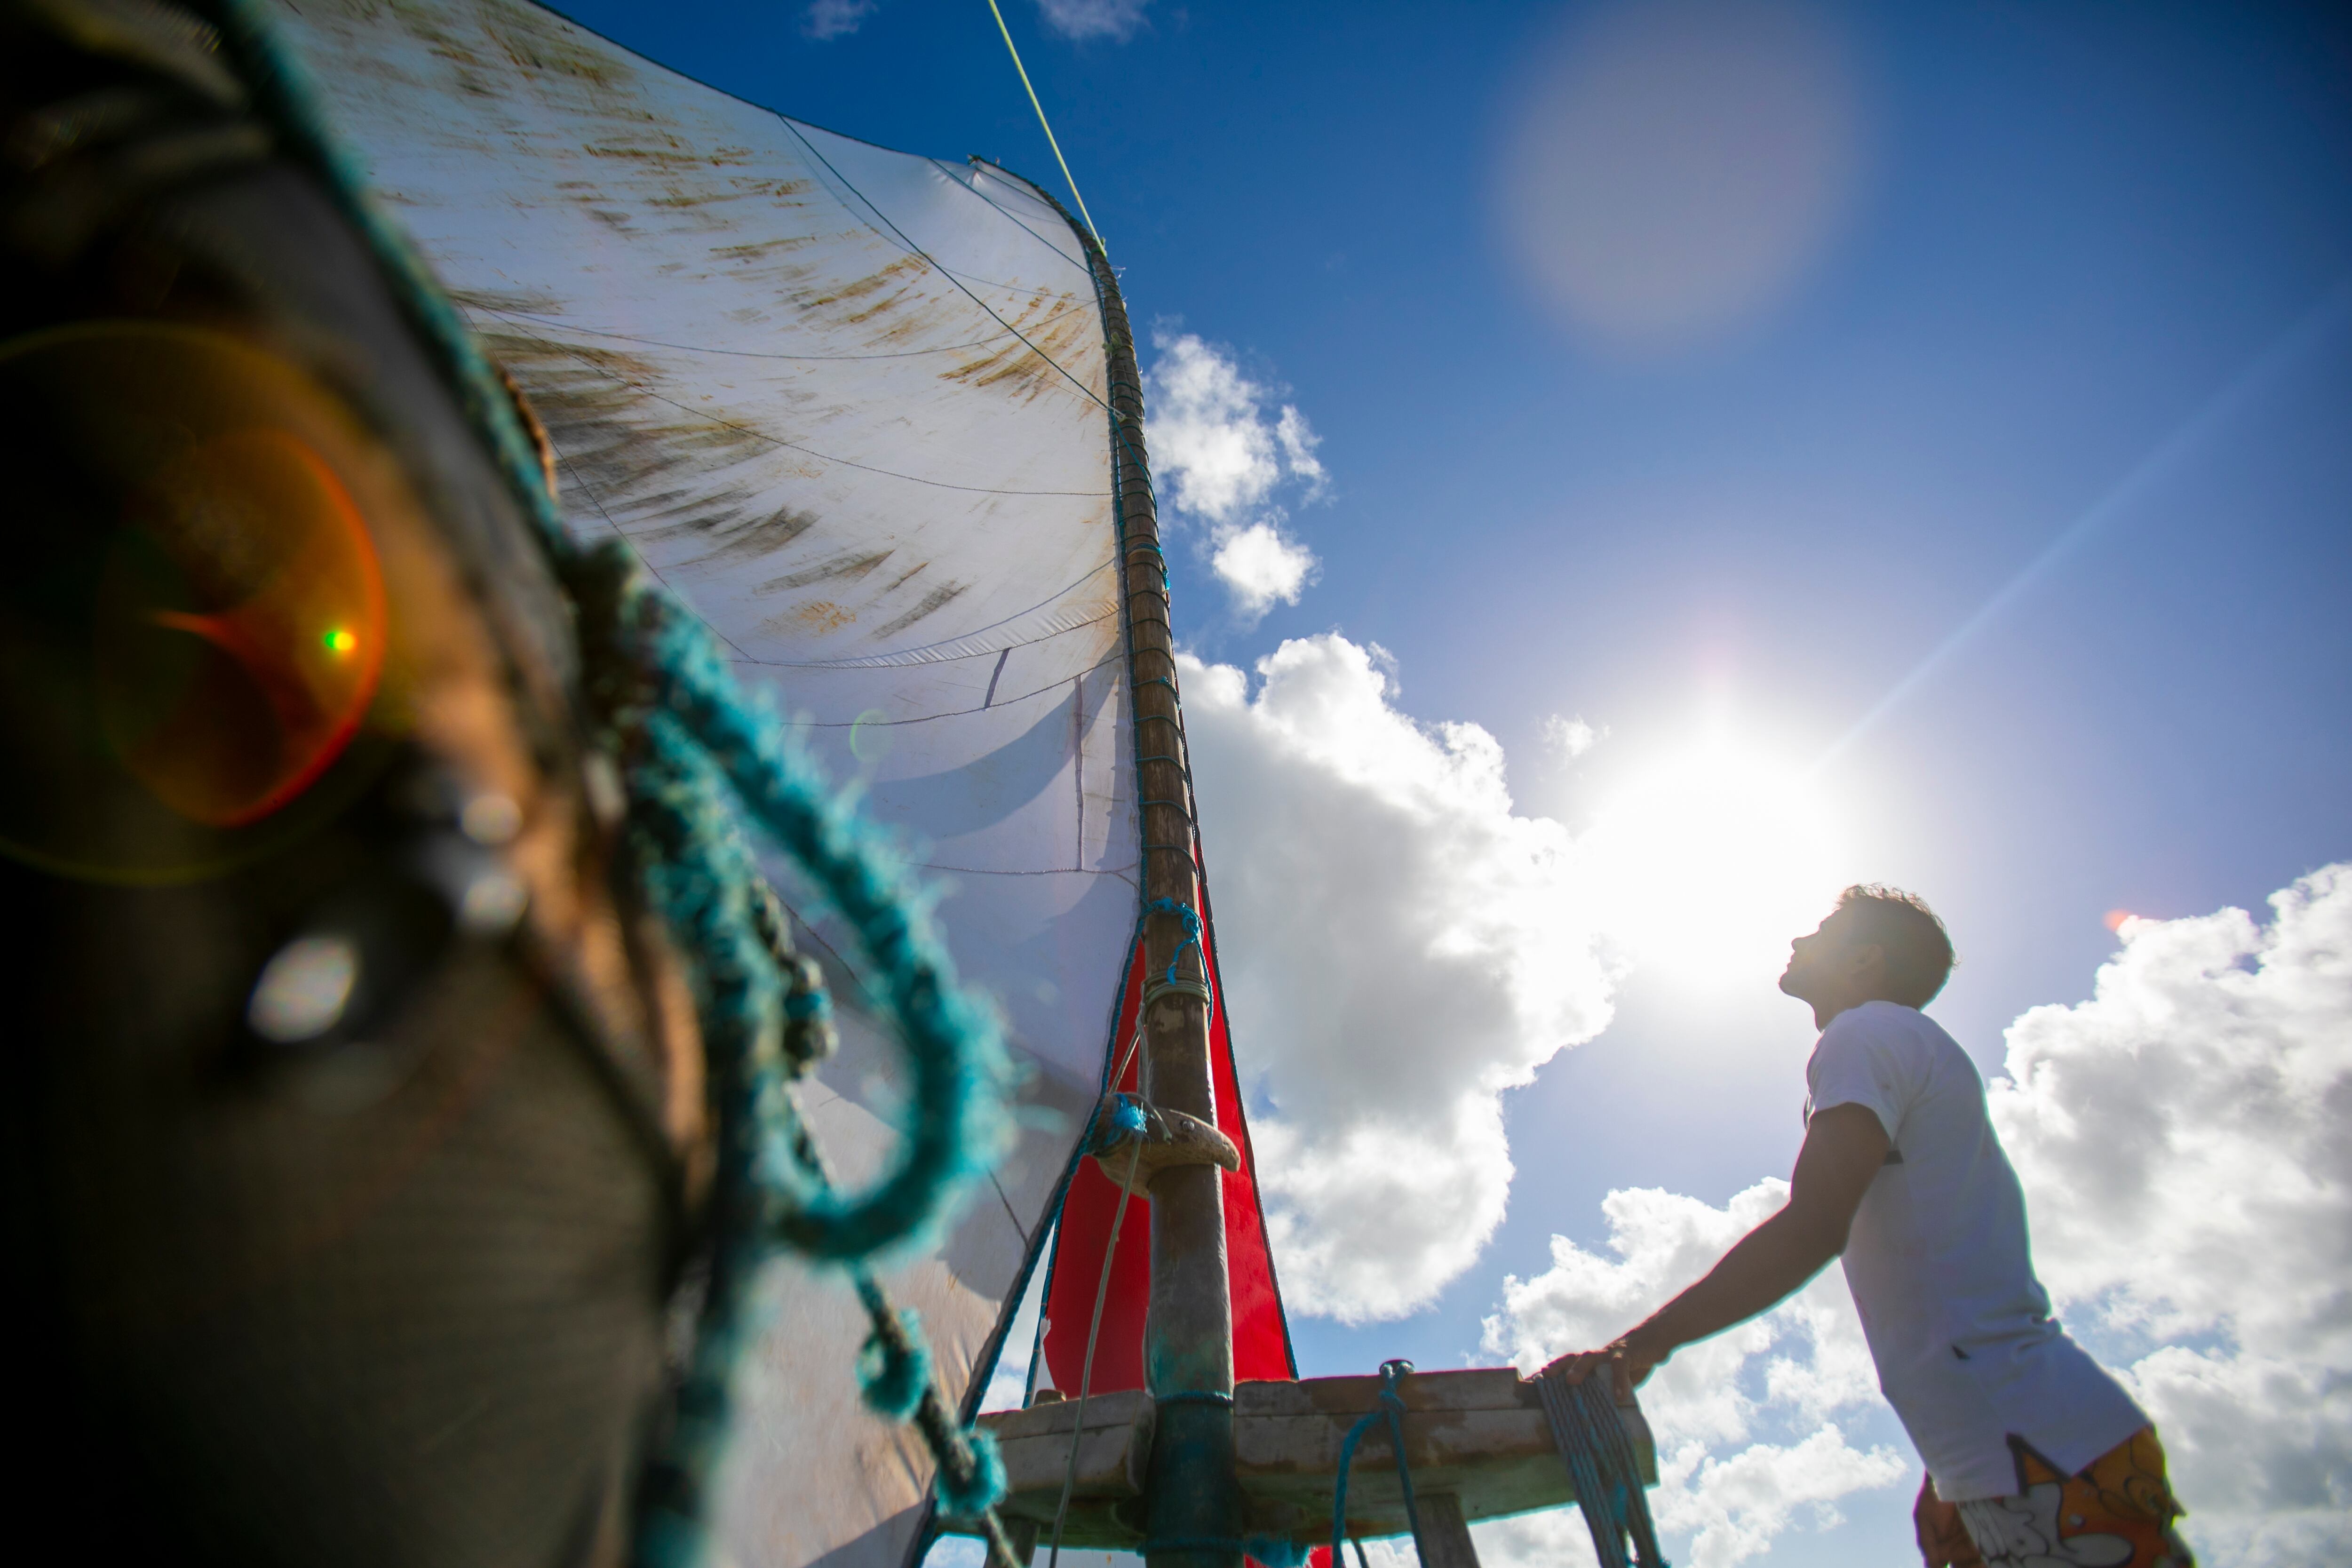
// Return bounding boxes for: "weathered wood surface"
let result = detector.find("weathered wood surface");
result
[957,1369,1656,1552]
[1412,1494,1482,1568]
[970,1390,1156,1546]
[1232,1368,1653,1544]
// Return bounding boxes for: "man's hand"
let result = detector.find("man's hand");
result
[1522,1105,1890,1403]
[1533,1327,1669,1402]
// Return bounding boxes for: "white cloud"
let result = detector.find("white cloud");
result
[1543,713,1603,761]
[1208,520,1318,617]
[1183,634,1620,1320]
[1146,331,1293,522]
[1273,404,1326,494]
[1480,1182,1905,1568]
[1144,331,1327,620]
[1036,0,1150,42]
[1475,865,2352,1567]
[803,0,879,40]
[1989,865,2352,1563]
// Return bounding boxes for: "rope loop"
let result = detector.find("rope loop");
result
[1330,1360,1425,1565]
[1141,976,1214,1011]
[610,558,1009,1261]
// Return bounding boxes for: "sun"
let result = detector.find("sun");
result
[1586,733,1849,987]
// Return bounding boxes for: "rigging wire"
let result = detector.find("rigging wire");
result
[984,0,1106,252]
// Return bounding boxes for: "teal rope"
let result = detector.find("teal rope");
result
[1330,1361,1426,1565]
[586,648,1008,1562]
[586,554,1006,1259]
[1143,896,1204,989]
[851,1272,1008,1518]
[192,3,1011,1561]
[1534,1372,1667,1568]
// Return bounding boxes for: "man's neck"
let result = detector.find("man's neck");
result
[1812,994,1892,1031]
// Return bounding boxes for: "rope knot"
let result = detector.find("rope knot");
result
[856,1308,932,1423]
[933,1425,1007,1518]
[1141,896,1207,1001]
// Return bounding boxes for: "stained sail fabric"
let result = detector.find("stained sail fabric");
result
[275,3,1134,1564]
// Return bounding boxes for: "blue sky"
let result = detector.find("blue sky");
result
[550,2,2350,1560]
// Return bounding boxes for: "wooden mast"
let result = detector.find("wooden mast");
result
[1077,220,1247,1568]
[956,165,1663,1568]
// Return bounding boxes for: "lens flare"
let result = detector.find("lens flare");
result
[0,323,402,878]
[98,429,388,827]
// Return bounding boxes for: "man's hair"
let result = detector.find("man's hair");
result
[1830,885,1956,1007]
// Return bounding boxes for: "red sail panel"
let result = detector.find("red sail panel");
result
[1042,875,1293,1395]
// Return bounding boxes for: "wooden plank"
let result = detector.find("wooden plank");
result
[963,1389,1157,1547]
[1413,1494,1481,1568]
[946,1372,1659,1553]
[982,1388,1155,1449]
[1236,1369,1542,1417]
[1233,1369,1657,1542]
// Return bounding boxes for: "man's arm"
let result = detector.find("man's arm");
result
[1542,1103,1890,1398]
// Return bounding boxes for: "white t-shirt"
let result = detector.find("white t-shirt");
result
[1805,1001,2146,1501]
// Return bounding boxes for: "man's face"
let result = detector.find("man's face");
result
[1778,911,1850,1002]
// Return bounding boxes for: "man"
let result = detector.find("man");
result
[1546,886,2194,1568]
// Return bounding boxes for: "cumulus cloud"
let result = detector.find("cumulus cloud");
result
[1990,865,2352,1564]
[1476,865,2352,1567]
[802,0,879,40]
[1144,332,1326,620]
[1184,634,1620,1320]
[1208,522,1318,618]
[1037,0,1150,41]
[1481,1182,1906,1568]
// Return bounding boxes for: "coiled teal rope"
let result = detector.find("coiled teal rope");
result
[192,2,1012,1561]
[1534,1371,1667,1568]
[566,587,1012,1562]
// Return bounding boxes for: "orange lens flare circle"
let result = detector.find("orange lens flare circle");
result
[98,429,388,827]
[0,323,398,878]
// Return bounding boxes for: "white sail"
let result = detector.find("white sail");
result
[276,3,1134,1564]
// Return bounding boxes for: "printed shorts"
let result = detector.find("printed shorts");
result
[1914,1427,2194,1568]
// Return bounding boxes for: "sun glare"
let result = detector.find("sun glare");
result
[1587,734,1848,987]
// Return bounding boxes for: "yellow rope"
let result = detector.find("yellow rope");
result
[984,0,1105,252]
